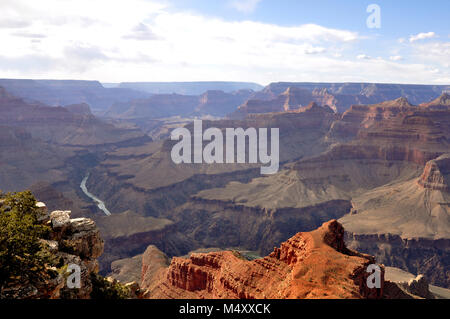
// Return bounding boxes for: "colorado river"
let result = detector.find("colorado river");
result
[80,173,111,216]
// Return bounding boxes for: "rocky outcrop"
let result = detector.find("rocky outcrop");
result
[399,275,433,298]
[384,266,450,299]
[141,245,170,293]
[418,154,450,191]
[0,203,104,299]
[141,220,384,299]
[328,96,450,147]
[296,101,334,113]
[383,273,435,299]
[345,232,450,288]
[49,211,104,261]
[327,97,417,141]
[318,97,450,168]
[420,93,450,110]
[231,87,341,117]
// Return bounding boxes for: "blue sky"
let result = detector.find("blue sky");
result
[168,0,450,60]
[169,0,449,34]
[0,0,449,84]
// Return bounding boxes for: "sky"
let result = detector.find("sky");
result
[0,0,449,85]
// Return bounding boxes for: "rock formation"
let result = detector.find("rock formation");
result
[106,89,254,120]
[0,202,104,299]
[0,86,148,146]
[250,82,448,108]
[384,266,450,299]
[400,275,434,299]
[230,83,449,118]
[418,154,450,191]
[195,89,253,116]
[141,220,384,299]
[231,86,343,117]
[4,79,449,297]
[420,92,450,110]
[327,97,417,141]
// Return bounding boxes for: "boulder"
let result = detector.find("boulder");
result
[50,210,71,230]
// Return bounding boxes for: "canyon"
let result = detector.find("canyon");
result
[85,93,450,290]
[1,81,449,296]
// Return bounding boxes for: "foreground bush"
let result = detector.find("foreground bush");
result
[0,191,52,290]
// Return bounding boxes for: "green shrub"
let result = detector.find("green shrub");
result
[90,273,129,299]
[0,191,52,289]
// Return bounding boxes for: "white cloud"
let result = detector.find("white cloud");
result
[389,55,403,61]
[0,0,447,84]
[409,31,437,43]
[411,41,450,67]
[304,47,326,55]
[229,0,261,13]
[357,54,372,60]
[123,23,159,41]
[271,23,358,43]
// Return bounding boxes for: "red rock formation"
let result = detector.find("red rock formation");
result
[420,93,450,110]
[322,97,450,165]
[328,97,417,140]
[295,101,334,114]
[249,82,449,107]
[141,246,170,291]
[418,154,450,191]
[231,85,392,118]
[141,220,384,299]
[232,87,326,117]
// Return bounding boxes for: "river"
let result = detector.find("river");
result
[80,173,111,216]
